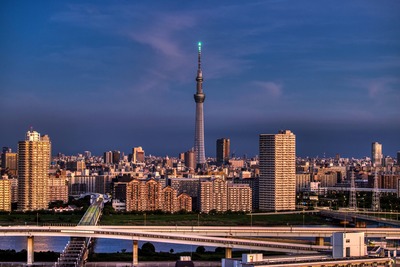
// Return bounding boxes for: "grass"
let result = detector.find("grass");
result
[0,211,328,227]
[98,212,327,226]
[0,212,83,226]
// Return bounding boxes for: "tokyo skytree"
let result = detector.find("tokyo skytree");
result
[194,42,206,169]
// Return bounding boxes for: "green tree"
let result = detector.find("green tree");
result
[196,246,206,254]
[141,242,155,255]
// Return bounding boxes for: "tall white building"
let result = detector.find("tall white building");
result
[371,142,382,167]
[259,130,296,211]
[18,130,51,211]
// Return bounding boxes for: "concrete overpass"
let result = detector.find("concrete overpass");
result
[0,225,330,253]
[2,225,399,265]
[95,225,400,239]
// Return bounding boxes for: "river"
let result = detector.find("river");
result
[0,236,214,253]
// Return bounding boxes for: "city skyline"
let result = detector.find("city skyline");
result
[1,1,399,158]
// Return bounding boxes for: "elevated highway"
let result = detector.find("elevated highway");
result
[2,225,399,266]
[95,225,400,239]
[0,225,330,254]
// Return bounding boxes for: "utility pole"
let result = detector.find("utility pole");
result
[349,169,357,211]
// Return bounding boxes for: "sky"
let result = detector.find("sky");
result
[1,1,399,159]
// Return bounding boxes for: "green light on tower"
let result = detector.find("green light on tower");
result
[198,42,202,51]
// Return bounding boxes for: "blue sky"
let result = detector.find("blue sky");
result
[1,1,399,158]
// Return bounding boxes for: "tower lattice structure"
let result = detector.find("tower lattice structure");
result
[348,169,357,210]
[194,42,206,169]
[371,170,380,212]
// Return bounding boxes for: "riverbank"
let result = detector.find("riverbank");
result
[0,211,326,227]
[86,261,222,267]
[0,262,222,267]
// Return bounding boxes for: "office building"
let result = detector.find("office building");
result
[132,147,145,164]
[1,152,18,176]
[69,174,97,195]
[397,151,400,166]
[184,150,196,170]
[193,42,206,169]
[296,173,311,192]
[103,151,113,164]
[83,151,91,159]
[371,142,382,167]
[216,138,230,166]
[18,130,51,211]
[259,130,296,211]
[112,150,120,164]
[48,172,68,204]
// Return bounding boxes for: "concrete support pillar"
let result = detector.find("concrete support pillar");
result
[315,237,324,246]
[225,247,232,258]
[27,236,34,265]
[133,240,138,266]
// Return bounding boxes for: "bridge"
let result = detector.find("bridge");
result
[0,225,331,253]
[94,225,400,239]
[54,198,104,267]
[2,225,400,266]
[319,210,400,227]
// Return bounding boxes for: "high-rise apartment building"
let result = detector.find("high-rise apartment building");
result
[18,130,51,211]
[161,186,178,213]
[216,138,230,166]
[124,179,192,213]
[227,184,252,212]
[371,142,383,167]
[200,177,227,213]
[0,177,11,212]
[259,130,296,211]
[200,181,213,213]
[233,177,259,210]
[194,42,206,169]
[177,193,192,212]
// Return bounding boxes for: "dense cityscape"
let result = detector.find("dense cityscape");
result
[1,129,399,214]
[1,26,400,267]
[1,1,399,267]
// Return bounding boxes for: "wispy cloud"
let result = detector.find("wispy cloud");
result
[252,81,283,98]
[351,76,400,98]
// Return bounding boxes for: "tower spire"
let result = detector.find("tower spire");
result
[197,42,202,72]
